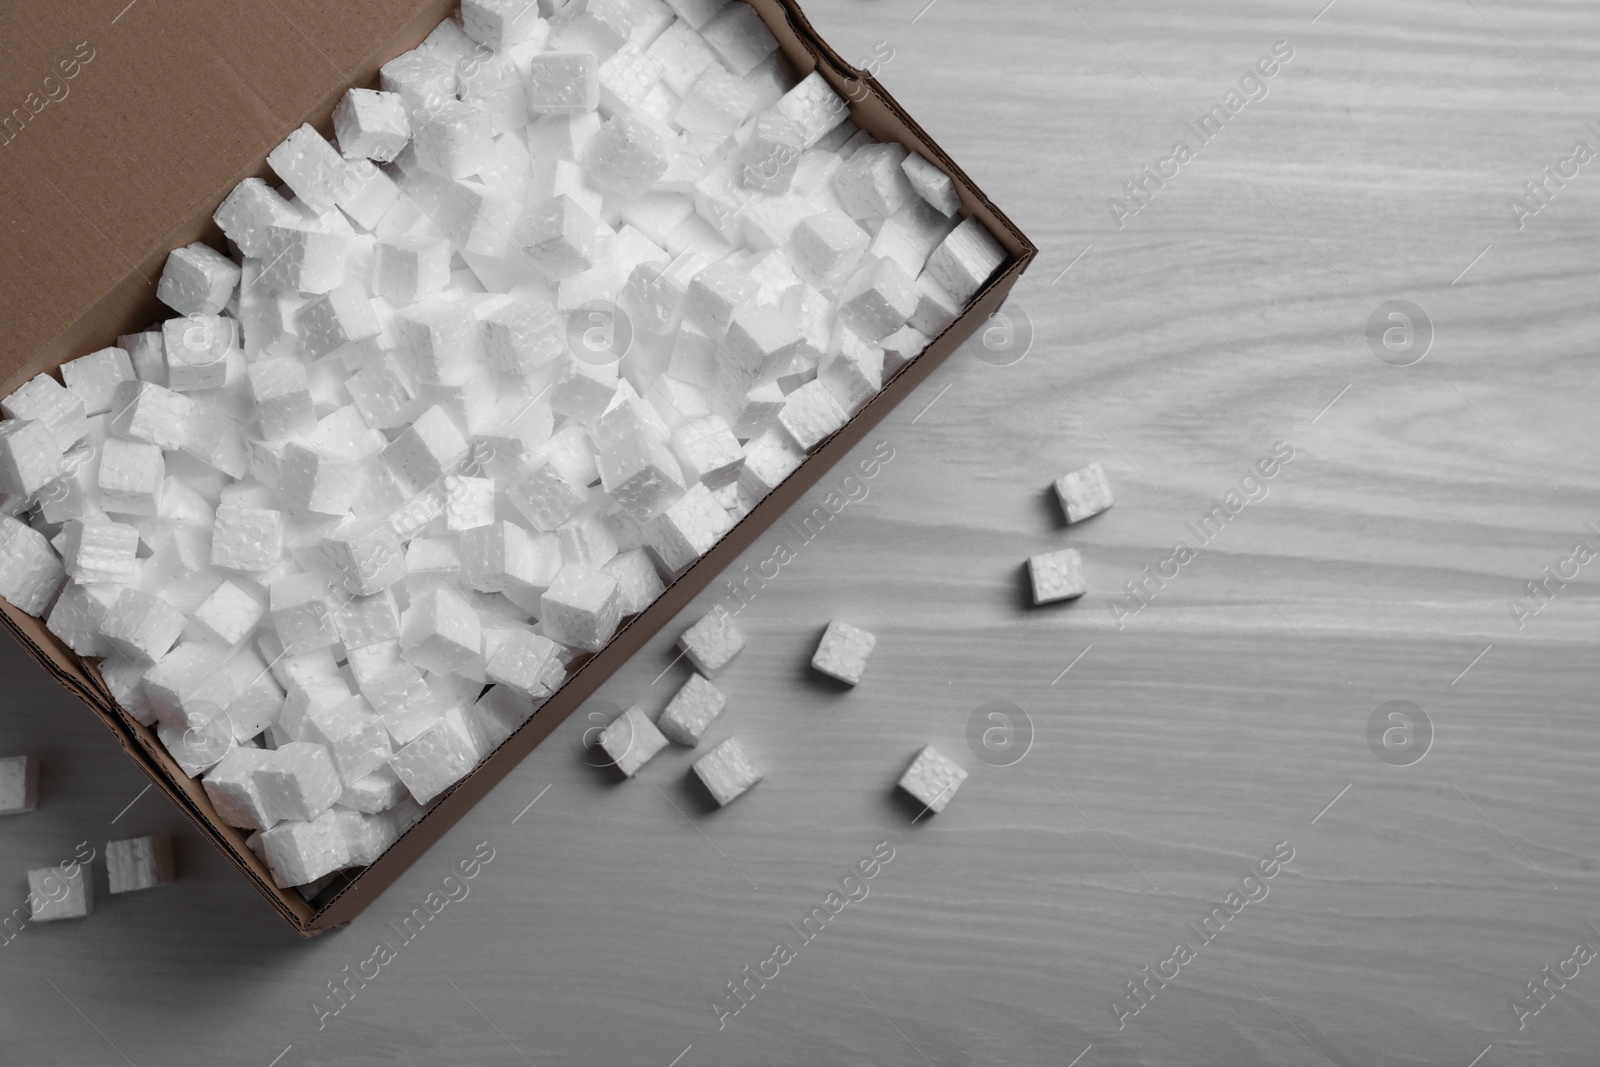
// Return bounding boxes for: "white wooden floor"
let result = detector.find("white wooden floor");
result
[4,0,1600,1064]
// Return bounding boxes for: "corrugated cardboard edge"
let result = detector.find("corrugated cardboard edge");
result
[5,0,1035,937]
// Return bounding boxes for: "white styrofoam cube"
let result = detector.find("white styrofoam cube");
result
[692,735,761,805]
[644,480,729,575]
[323,517,408,597]
[203,747,280,829]
[0,755,39,815]
[834,142,915,222]
[657,672,724,745]
[276,441,357,517]
[107,835,177,894]
[333,88,412,163]
[210,504,285,572]
[909,271,961,337]
[376,232,452,304]
[925,216,1006,306]
[540,565,621,651]
[214,177,302,259]
[484,628,564,697]
[598,40,665,115]
[339,765,409,814]
[776,70,849,149]
[463,0,546,49]
[526,52,600,114]
[507,459,587,529]
[252,807,349,887]
[100,588,186,667]
[737,426,804,500]
[97,438,165,516]
[254,741,343,823]
[902,151,960,217]
[388,715,478,804]
[1028,547,1086,605]
[789,209,868,290]
[818,330,884,414]
[186,579,267,650]
[684,261,759,336]
[269,572,340,654]
[597,704,668,776]
[521,193,600,280]
[267,124,352,214]
[295,282,382,361]
[256,222,351,295]
[601,547,664,614]
[677,606,742,675]
[348,353,424,430]
[700,2,778,75]
[674,63,756,135]
[649,19,719,95]
[395,296,484,385]
[108,380,195,450]
[663,0,730,29]
[400,584,484,675]
[384,404,470,491]
[742,110,805,193]
[3,374,88,451]
[775,379,847,452]
[299,696,394,784]
[462,520,562,600]
[61,347,136,417]
[811,618,876,685]
[59,518,137,585]
[0,418,64,497]
[582,112,671,199]
[157,242,242,317]
[47,583,108,656]
[839,255,917,341]
[247,357,316,441]
[28,865,93,922]
[157,713,237,777]
[1054,461,1114,524]
[898,744,967,813]
[380,50,459,110]
[0,516,60,616]
[478,294,565,376]
[669,414,742,487]
[413,99,496,180]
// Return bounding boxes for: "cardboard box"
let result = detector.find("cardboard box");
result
[0,0,1035,935]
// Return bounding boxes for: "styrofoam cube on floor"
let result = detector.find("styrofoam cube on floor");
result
[0,516,65,615]
[658,672,725,745]
[897,744,967,814]
[596,704,669,777]
[925,215,1006,306]
[1053,461,1114,524]
[158,242,242,317]
[28,865,93,922]
[388,714,478,804]
[540,566,622,652]
[100,588,186,668]
[1028,547,1086,605]
[811,619,876,685]
[0,755,39,815]
[678,606,743,675]
[333,88,412,163]
[692,735,761,805]
[107,835,177,894]
[61,347,136,417]
[3,374,88,452]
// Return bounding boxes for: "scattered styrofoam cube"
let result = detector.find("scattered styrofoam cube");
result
[596,704,669,776]
[107,835,177,894]
[925,215,1006,306]
[811,618,876,685]
[268,124,352,214]
[333,88,412,163]
[0,755,39,815]
[214,177,302,259]
[897,743,967,814]
[1028,547,1086,605]
[657,672,724,745]
[692,735,761,805]
[0,418,64,498]
[3,374,88,452]
[1053,461,1114,524]
[61,347,136,417]
[158,242,242,317]
[109,380,194,450]
[0,516,65,614]
[60,518,138,585]
[28,865,93,922]
[678,606,743,675]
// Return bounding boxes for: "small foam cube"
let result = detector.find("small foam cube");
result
[602,548,665,614]
[1053,461,1114,524]
[388,716,479,804]
[596,704,669,776]
[811,619,876,686]
[521,194,599,280]
[485,629,564,697]
[685,261,760,336]
[839,256,918,341]
[898,744,967,814]
[106,835,176,894]
[902,152,960,217]
[300,696,394,783]
[203,747,279,829]
[775,70,849,149]
[645,481,730,575]
[649,19,719,94]
[0,755,39,815]
[789,209,869,290]
[28,865,92,922]
[109,380,194,450]
[413,99,496,179]
[188,579,267,649]
[61,347,137,416]
[214,177,301,259]
[267,124,351,214]
[1028,548,1086,605]
[833,142,915,222]
[0,418,64,497]
[540,566,622,651]
[700,2,778,75]
[678,607,743,675]
[742,110,805,193]
[269,573,340,654]
[925,216,1007,305]
[333,590,402,650]
[527,52,600,114]
[247,357,316,440]
[0,516,65,614]
[323,517,407,596]
[463,0,545,49]
[776,380,847,452]
[375,233,452,304]
[598,41,666,114]
[384,405,469,490]
[211,505,284,572]
[675,63,756,135]
[657,672,725,746]
[254,742,343,822]
[400,585,483,674]
[255,222,350,296]
[3,374,88,451]
[60,518,138,585]
[664,0,730,29]
[583,112,671,199]
[100,588,186,667]
[96,438,164,515]
[670,415,743,488]
[252,807,349,887]
[157,242,241,317]
[332,88,412,162]
[295,282,381,361]
[479,295,564,376]
[692,736,761,805]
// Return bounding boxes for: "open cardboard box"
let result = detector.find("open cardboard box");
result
[0,0,1035,935]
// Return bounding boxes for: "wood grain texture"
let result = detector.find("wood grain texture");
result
[4,0,1600,1064]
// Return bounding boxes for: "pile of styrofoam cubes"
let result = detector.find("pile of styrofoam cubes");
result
[0,0,1004,891]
